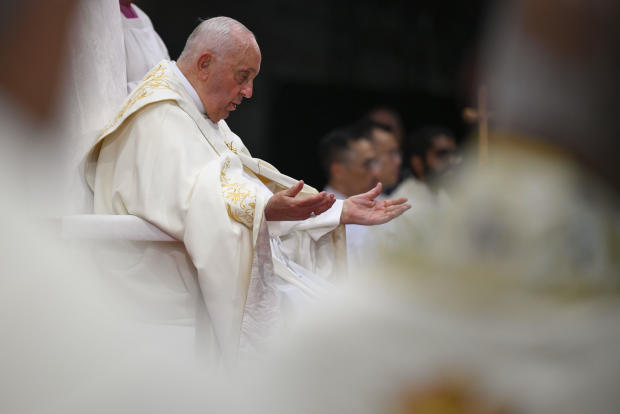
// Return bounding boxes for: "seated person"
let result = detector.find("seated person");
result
[86,17,409,360]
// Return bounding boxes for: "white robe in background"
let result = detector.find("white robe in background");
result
[122,4,169,94]
[323,186,371,274]
[85,61,347,361]
[385,175,451,246]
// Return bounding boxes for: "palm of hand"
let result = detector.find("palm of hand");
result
[265,180,336,221]
[341,183,410,226]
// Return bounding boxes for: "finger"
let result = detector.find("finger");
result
[361,182,382,200]
[384,197,408,206]
[312,196,336,216]
[295,192,329,208]
[283,180,304,197]
[385,202,411,212]
[371,205,410,225]
[351,196,375,207]
[385,204,411,218]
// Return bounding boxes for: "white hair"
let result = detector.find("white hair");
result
[178,16,255,63]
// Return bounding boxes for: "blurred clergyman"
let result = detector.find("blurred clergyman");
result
[392,126,457,209]
[319,126,379,200]
[319,125,380,272]
[120,0,170,93]
[367,106,405,145]
[361,120,402,195]
[407,126,457,185]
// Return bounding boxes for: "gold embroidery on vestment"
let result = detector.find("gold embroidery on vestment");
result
[220,160,256,228]
[100,63,180,137]
[225,141,239,154]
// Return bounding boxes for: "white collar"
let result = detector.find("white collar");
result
[170,61,206,115]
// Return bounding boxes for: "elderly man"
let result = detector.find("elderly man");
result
[86,16,409,360]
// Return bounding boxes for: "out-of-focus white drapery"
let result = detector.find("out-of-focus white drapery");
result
[56,0,127,214]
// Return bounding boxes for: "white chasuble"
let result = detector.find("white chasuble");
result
[85,61,346,362]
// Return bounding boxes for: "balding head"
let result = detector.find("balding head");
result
[178,17,256,66]
[177,17,261,123]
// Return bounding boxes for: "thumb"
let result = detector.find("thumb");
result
[283,180,304,197]
[362,182,382,200]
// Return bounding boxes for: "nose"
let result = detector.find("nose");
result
[241,80,253,99]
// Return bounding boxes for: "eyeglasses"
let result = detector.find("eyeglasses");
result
[433,149,455,160]
[362,159,381,170]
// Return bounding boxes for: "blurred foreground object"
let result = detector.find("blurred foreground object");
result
[220,1,620,413]
[483,0,620,190]
[0,1,211,413]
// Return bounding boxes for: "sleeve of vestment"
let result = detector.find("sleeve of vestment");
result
[266,200,343,241]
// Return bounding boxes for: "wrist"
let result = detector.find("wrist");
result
[264,198,274,221]
[340,199,350,225]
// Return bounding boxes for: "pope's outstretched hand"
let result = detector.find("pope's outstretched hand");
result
[340,183,410,225]
[265,180,336,221]
[265,181,409,224]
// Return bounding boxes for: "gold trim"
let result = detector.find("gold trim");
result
[100,63,180,137]
[225,141,239,154]
[220,160,256,228]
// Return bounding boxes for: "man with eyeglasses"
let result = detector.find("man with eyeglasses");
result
[401,126,457,194]
[386,127,457,241]
[319,125,380,200]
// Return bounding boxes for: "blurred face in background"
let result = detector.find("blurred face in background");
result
[372,128,402,189]
[335,139,379,197]
[425,134,457,180]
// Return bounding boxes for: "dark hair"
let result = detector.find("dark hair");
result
[318,125,370,178]
[404,126,454,161]
[354,118,393,141]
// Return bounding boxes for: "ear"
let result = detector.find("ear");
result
[410,155,425,179]
[196,52,213,80]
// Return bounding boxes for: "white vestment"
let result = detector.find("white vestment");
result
[385,175,451,246]
[323,186,371,274]
[85,61,346,361]
[122,4,170,94]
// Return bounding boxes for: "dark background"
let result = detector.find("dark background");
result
[137,0,489,189]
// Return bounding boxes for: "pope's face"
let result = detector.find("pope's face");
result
[201,37,261,123]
